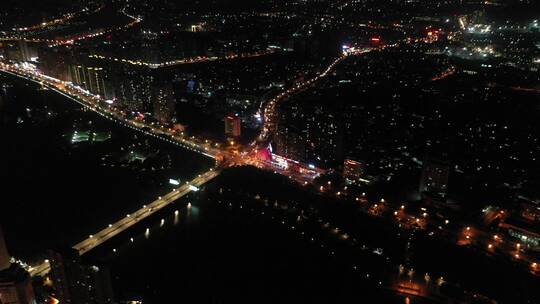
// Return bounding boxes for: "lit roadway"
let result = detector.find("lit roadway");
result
[8,34,536,291]
[258,47,374,142]
[12,5,104,32]
[88,49,283,69]
[73,169,220,255]
[27,170,219,276]
[3,46,369,276]
[0,7,140,47]
[0,61,324,178]
[0,63,219,158]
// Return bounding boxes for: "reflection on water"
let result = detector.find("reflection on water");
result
[0,73,213,261]
[83,180,410,304]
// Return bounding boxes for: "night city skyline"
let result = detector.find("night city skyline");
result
[0,0,539,303]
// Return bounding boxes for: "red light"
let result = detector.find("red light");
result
[370,37,380,42]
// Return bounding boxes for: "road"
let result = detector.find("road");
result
[29,169,219,275]
[1,7,140,47]
[73,169,220,255]
[258,48,374,142]
[0,63,218,159]
[0,62,326,182]
[2,46,367,276]
[89,49,284,69]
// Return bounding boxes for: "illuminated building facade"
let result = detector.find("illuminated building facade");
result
[343,159,364,185]
[37,46,73,81]
[225,115,241,137]
[0,40,38,62]
[69,65,115,100]
[152,84,176,125]
[274,125,307,162]
[275,102,344,169]
[115,72,154,113]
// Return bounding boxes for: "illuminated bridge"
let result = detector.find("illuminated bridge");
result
[0,60,325,277]
[73,169,220,255]
[29,169,219,276]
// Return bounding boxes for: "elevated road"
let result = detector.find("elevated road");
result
[73,169,220,255]
[28,169,219,276]
[0,63,218,158]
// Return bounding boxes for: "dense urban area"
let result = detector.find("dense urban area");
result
[0,0,539,303]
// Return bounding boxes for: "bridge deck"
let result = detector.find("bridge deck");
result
[73,169,220,255]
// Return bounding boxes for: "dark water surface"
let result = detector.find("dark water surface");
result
[0,73,214,261]
[0,73,411,303]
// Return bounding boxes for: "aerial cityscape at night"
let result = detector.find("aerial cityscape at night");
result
[0,0,539,303]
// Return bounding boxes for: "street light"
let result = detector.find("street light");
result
[437,277,445,286]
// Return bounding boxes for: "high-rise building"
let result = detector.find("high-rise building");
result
[305,109,344,168]
[225,115,241,138]
[112,65,156,113]
[0,227,36,304]
[343,159,364,184]
[48,249,114,304]
[274,125,306,162]
[37,46,73,81]
[69,65,115,100]
[419,157,450,200]
[0,227,11,271]
[153,84,176,125]
[275,102,344,169]
[0,40,38,62]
